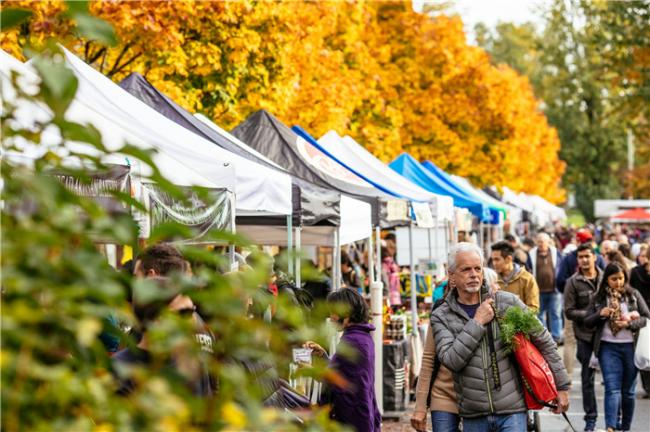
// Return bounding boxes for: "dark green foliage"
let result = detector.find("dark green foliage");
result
[0,8,32,29]
[499,306,544,353]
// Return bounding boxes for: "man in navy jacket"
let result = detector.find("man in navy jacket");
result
[556,230,605,293]
[555,229,605,380]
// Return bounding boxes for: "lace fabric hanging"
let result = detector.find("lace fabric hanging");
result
[143,183,232,242]
[53,164,131,215]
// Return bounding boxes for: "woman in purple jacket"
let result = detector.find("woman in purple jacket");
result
[305,288,381,432]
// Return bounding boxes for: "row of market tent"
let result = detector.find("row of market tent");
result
[0,47,567,413]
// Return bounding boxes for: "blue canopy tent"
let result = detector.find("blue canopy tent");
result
[421,160,504,225]
[389,153,490,222]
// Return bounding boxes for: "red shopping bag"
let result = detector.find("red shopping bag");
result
[512,333,558,410]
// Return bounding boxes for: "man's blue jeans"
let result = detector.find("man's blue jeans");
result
[431,410,460,432]
[462,412,527,432]
[538,291,562,340]
[599,341,637,430]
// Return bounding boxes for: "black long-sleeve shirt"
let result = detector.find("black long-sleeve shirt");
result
[631,265,650,307]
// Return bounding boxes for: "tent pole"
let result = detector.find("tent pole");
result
[369,226,384,414]
[427,227,433,263]
[295,226,301,288]
[229,191,237,271]
[330,229,342,357]
[408,223,418,336]
[375,226,381,284]
[434,220,440,264]
[370,264,384,415]
[287,215,293,277]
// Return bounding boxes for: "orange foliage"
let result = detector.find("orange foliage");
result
[1,0,565,203]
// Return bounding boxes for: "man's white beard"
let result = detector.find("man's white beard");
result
[465,285,480,293]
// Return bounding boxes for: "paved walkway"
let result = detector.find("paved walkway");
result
[383,345,650,431]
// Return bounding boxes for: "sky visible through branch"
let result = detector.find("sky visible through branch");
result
[414,0,551,42]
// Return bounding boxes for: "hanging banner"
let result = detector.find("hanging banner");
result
[412,202,434,228]
[54,164,131,215]
[295,136,371,188]
[386,199,409,222]
[142,183,233,241]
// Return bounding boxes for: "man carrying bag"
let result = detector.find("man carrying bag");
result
[431,243,570,431]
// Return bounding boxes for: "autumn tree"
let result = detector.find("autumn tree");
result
[1,0,567,203]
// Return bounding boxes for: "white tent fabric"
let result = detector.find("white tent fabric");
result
[450,176,508,213]
[449,175,525,226]
[484,186,523,228]
[236,195,370,246]
[339,194,372,245]
[317,131,455,221]
[319,131,438,201]
[501,186,566,226]
[194,113,284,171]
[529,195,567,223]
[1,50,227,189]
[502,186,535,213]
[194,113,374,245]
[57,47,292,216]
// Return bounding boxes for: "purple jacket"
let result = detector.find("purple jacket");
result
[328,323,381,432]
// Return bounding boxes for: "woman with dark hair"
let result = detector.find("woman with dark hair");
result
[584,262,650,432]
[304,288,381,431]
[341,250,362,293]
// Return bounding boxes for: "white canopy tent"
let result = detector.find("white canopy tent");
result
[316,131,450,391]
[56,47,293,217]
[529,195,567,223]
[501,186,565,228]
[193,113,374,248]
[1,51,239,244]
[502,186,535,214]
[0,50,229,190]
[449,175,521,240]
[194,113,284,170]
[318,131,455,221]
[318,132,440,200]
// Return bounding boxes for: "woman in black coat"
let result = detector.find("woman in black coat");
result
[584,262,650,432]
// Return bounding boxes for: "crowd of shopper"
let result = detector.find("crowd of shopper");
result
[413,226,650,432]
[101,223,650,432]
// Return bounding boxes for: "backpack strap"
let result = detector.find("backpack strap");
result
[487,320,502,391]
[487,292,502,391]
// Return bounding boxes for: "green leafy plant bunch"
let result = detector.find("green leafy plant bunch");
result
[498,306,544,353]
